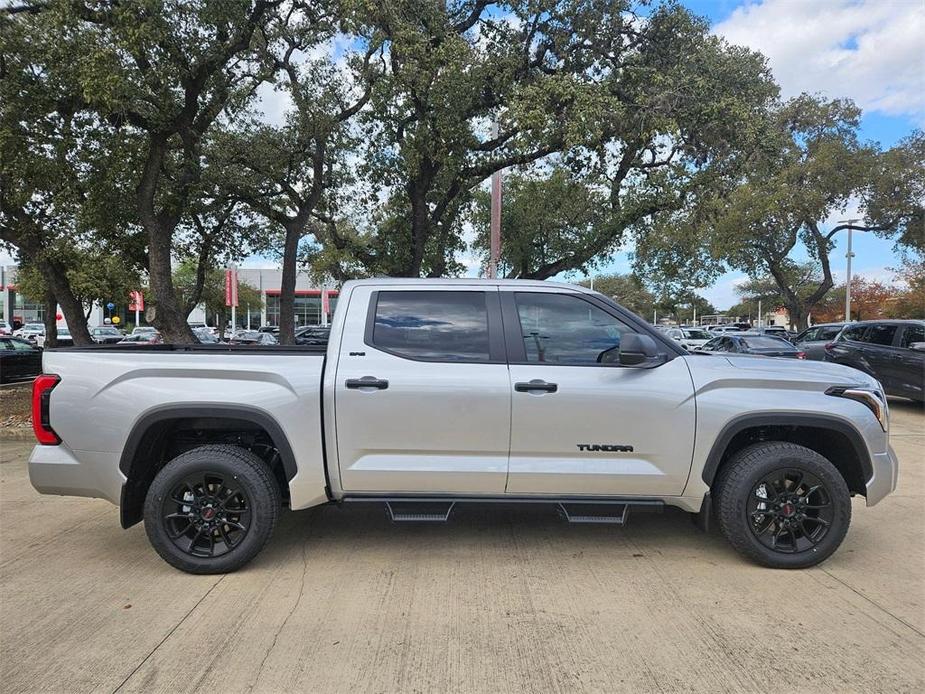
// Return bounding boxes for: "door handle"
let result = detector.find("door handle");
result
[345,376,389,390]
[515,380,558,393]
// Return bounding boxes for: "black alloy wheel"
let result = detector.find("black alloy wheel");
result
[144,445,280,574]
[715,441,851,569]
[162,472,251,558]
[746,468,834,553]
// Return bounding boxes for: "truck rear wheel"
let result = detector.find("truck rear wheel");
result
[715,442,851,569]
[143,445,281,574]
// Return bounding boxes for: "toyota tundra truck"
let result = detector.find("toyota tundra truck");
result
[28,279,898,573]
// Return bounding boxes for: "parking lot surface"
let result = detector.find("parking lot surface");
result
[1,401,923,693]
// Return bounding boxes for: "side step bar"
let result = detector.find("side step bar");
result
[342,496,664,524]
[557,502,628,525]
[386,501,456,522]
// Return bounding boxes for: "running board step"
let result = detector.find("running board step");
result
[558,502,629,525]
[386,501,456,522]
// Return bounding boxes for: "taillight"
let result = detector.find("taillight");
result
[796,351,806,359]
[32,374,61,445]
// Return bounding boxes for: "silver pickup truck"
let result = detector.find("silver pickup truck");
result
[29,279,898,573]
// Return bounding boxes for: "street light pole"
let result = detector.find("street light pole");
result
[838,218,860,321]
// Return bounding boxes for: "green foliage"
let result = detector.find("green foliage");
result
[172,260,262,319]
[471,169,611,278]
[578,274,656,320]
[636,94,924,328]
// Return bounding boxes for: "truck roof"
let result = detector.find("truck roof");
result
[341,278,594,292]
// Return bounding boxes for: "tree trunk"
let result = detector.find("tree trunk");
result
[278,222,301,345]
[42,290,58,348]
[404,180,431,277]
[147,227,196,343]
[38,260,92,345]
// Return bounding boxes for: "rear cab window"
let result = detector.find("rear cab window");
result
[369,290,494,362]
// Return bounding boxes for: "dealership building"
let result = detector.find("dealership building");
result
[0,264,337,330]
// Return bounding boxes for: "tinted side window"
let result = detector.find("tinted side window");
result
[795,328,816,342]
[514,293,634,364]
[371,291,491,362]
[818,326,843,341]
[865,324,898,346]
[840,325,867,342]
[900,324,924,348]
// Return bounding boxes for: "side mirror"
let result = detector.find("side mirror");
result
[910,342,925,352]
[618,333,663,367]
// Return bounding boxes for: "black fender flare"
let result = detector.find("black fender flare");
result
[118,404,298,528]
[119,404,298,481]
[701,412,873,487]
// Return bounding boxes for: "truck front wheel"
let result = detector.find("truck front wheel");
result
[143,445,281,574]
[715,442,851,569]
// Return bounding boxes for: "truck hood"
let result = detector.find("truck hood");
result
[683,353,880,392]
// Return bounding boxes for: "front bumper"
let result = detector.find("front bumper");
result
[28,444,124,506]
[866,445,899,506]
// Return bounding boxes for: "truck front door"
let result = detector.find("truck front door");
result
[502,289,696,497]
[333,286,511,494]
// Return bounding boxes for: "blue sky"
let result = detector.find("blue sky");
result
[584,0,923,309]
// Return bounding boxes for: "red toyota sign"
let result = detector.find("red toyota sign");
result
[225,268,238,307]
[128,290,144,312]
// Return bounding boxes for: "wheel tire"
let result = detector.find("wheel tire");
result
[144,445,281,574]
[715,442,851,569]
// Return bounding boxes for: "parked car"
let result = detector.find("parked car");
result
[699,333,806,359]
[0,320,13,336]
[294,325,331,345]
[14,323,45,342]
[792,323,848,360]
[708,325,744,334]
[90,326,125,344]
[663,327,712,351]
[192,327,219,344]
[751,325,791,339]
[29,279,897,574]
[228,330,277,345]
[36,328,73,348]
[0,337,42,382]
[824,320,925,403]
[118,333,163,345]
[258,325,279,334]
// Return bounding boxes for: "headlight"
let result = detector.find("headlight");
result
[826,386,888,432]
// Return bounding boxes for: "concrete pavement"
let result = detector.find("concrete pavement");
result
[1,401,923,693]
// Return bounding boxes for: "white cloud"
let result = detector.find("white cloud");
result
[715,0,925,126]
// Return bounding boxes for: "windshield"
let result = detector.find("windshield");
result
[683,329,711,340]
[96,327,120,335]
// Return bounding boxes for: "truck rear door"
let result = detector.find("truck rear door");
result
[333,285,510,494]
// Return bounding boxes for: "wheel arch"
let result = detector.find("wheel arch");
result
[119,404,297,528]
[702,413,873,498]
